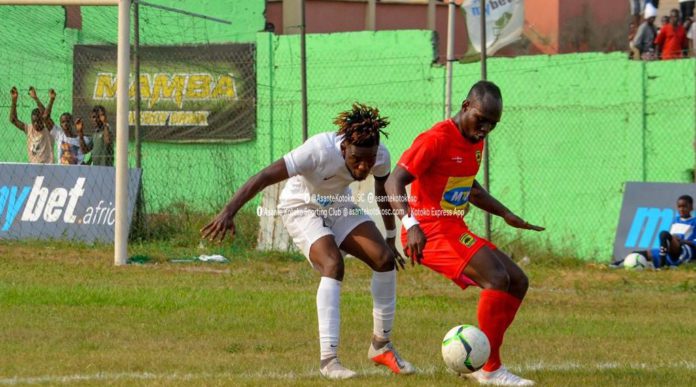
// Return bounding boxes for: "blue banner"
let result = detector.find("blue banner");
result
[613,182,696,262]
[0,163,141,243]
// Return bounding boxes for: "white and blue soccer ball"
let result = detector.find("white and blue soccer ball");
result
[623,253,651,270]
[441,324,490,374]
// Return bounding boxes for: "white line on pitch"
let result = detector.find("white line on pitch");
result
[1,362,695,385]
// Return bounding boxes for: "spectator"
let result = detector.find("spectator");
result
[680,0,694,24]
[629,0,645,27]
[655,9,688,59]
[625,195,696,269]
[632,3,658,59]
[89,105,114,166]
[660,14,669,31]
[8,86,58,164]
[688,17,696,56]
[50,113,92,165]
[628,21,639,58]
[59,142,77,165]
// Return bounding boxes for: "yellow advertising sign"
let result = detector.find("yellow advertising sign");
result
[93,72,238,109]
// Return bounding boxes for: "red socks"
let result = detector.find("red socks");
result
[477,289,522,372]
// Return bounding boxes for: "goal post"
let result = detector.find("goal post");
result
[0,0,130,266]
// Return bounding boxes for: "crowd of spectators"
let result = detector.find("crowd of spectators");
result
[629,1,695,60]
[9,86,114,166]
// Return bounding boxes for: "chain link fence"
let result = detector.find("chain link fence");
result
[258,32,696,260]
[1,4,694,261]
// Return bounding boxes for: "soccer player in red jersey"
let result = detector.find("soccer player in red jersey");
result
[386,81,544,386]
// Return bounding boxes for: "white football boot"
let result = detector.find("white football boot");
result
[466,366,535,386]
[319,357,357,380]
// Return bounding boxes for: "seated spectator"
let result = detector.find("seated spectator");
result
[655,9,688,59]
[621,195,696,269]
[633,3,659,60]
[8,86,58,164]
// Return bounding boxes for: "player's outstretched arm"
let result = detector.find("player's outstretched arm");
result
[469,179,545,231]
[42,89,56,129]
[28,86,46,116]
[201,159,290,242]
[386,166,427,265]
[9,87,26,132]
[75,118,93,153]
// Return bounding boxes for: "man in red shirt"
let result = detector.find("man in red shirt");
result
[386,81,544,386]
[655,8,688,59]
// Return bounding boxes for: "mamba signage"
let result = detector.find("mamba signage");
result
[73,44,256,142]
[613,182,696,263]
[0,163,141,243]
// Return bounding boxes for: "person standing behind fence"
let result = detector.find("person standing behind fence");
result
[8,86,58,164]
[680,0,695,24]
[89,105,113,166]
[655,9,688,59]
[688,17,696,56]
[633,3,659,60]
[629,0,645,28]
[50,112,92,165]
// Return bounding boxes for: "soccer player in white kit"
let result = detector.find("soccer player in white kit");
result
[202,103,414,379]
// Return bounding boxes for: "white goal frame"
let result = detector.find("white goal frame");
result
[0,0,131,266]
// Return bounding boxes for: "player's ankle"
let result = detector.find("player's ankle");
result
[320,356,337,368]
[371,335,390,349]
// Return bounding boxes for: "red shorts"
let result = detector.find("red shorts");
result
[401,217,496,289]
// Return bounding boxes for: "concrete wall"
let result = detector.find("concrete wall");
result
[0,1,266,213]
[256,31,695,259]
[1,2,694,260]
[268,0,631,58]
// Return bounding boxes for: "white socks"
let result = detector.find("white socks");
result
[317,276,341,360]
[371,269,396,340]
[316,270,396,361]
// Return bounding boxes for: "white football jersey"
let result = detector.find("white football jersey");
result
[279,132,390,209]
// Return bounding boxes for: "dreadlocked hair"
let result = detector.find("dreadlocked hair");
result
[334,103,389,147]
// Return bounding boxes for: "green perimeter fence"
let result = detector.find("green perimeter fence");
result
[0,4,694,260]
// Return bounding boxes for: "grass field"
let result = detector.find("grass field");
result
[1,239,695,386]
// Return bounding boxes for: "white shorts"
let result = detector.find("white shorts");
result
[280,202,372,259]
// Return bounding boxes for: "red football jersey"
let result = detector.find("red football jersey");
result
[397,119,484,222]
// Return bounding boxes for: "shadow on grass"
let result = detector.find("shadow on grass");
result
[128,203,304,263]
[494,235,587,269]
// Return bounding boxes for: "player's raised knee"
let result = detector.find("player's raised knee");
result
[480,265,510,291]
[373,249,396,272]
[315,253,345,280]
[511,270,529,295]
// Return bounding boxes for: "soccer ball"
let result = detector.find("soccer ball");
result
[623,252,650,270]
[441,324,490,374]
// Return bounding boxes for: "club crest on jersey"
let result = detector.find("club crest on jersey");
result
[459,232,476,247]
[475,150,482,165]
